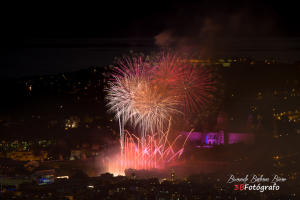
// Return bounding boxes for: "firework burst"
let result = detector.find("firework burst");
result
[107,52,215,138]
[106,51,215,173]
[106,56,181,140]
[152,52,215,113]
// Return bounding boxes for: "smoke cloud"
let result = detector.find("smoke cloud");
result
[154,4,278,58]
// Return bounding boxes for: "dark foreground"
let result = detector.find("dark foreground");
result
[1,172,298,200]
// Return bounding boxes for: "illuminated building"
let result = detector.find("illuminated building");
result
[182,131,254,147]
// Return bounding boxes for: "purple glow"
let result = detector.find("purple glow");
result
[181,131,254,146]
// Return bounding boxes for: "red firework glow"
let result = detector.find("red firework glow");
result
[106,130,192,176]
[152,52,215,113]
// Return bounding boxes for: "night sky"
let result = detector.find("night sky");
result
[1,1,300,79]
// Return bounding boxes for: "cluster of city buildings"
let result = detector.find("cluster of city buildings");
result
[1,170,297,199]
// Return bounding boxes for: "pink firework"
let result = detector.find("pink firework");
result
[106,130,192,176]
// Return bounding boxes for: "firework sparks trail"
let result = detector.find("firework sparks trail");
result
[106,130,193,176]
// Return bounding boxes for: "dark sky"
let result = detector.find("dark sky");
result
[1,1,300,79]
